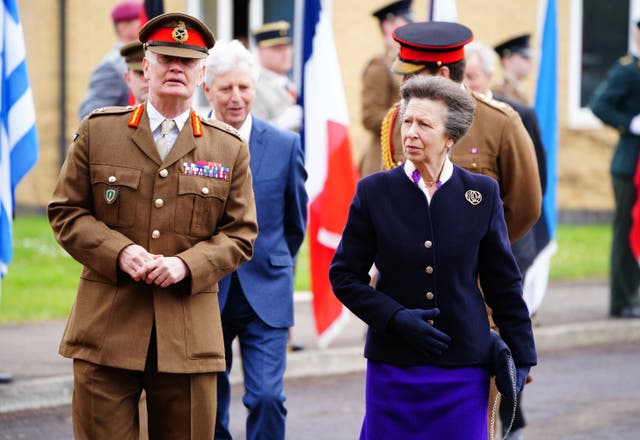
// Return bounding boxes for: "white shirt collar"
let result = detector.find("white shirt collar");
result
[238,114,253,142]
[146,100,191,133]
[403,157,453,203]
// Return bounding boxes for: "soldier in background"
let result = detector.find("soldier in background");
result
[359,0,414,177]
[252,21,302,132]
[465,40,547,440]
[78,1,142,119]
[590,21,640,319]
[493,33,533,105]
[120,40,149,104]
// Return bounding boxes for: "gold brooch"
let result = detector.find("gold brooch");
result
[172,21,189,43]
[465,190,482,205]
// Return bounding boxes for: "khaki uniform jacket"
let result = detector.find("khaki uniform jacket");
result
[48,105,258,374]
[359,50,401,177]
[381,92,541,242]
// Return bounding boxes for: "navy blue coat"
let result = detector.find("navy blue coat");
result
[218,117,308,328]
[329,164,537,367]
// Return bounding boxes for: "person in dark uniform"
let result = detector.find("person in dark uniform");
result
[359,0,414,177]
[48,13,258,439]
[493,33,534,105]
[590,21,640,319]
[464,40,547,440]
[330,75,536,439]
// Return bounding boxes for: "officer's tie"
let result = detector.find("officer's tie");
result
[156,119,175,160]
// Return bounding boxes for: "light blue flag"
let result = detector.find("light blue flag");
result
[1,0,39,280]
[534,0,558,239]
[524,0,558,314]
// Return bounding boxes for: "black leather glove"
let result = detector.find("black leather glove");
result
[390,308,451,356]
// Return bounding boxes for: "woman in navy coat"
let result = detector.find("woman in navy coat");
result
[329,76,536,439]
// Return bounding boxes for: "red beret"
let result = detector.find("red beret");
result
[111,1,142,23]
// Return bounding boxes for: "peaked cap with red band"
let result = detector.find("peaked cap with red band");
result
[139,12,215,59]
[391,21,473,75]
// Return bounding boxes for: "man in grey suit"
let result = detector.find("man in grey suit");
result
[77,1,142,120]
[203,40,308,440]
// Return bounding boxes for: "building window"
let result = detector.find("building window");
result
[568,0,638,128]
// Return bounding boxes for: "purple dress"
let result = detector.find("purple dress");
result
[360,361,489,439]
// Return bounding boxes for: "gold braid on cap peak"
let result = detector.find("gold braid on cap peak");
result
[381,104,401,170]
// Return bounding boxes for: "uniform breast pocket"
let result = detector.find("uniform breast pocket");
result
[91,164,141,228]
[175,174,229,237]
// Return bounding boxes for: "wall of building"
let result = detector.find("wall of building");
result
[15,0,617,212]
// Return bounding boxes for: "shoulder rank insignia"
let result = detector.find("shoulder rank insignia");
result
[128,104,145,127]
[191,111,203,137]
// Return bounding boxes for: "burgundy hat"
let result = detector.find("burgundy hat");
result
[111,1,143,23]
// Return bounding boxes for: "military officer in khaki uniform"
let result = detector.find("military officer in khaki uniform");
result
[381,22,541,243]
[48,13,258,440]
[493,34,533,105]
[359,0,414,177]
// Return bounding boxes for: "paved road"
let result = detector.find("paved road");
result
[2,342,639,439]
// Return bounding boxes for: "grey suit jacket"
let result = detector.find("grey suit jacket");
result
[78,44,130,120]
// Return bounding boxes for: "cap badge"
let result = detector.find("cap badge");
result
[172,21,189,43]
[465,190,482,206]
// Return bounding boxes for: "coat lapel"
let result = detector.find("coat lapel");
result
[249,118,268,178]
[131,108,197,166]
[131,109,162,165]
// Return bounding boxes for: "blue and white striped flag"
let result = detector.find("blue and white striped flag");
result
[1,0,38,280]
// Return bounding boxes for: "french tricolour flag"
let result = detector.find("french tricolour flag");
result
[298,0,359,348]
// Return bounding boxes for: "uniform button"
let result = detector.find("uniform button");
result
[424,240,432,248]
[151,230,160,239]
[426,292,434,300]
[108,175,117,183]
[201,187,210,195]
[425,266,433,274]
[427,320,434,325]
[159,169,168,178]
[154,198,164,208]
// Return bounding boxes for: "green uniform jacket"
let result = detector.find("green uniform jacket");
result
[590,54,640,177]
[48,105,258,374]
[381,91,541,242]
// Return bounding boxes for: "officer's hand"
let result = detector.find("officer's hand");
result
[118,244,156,281]
[516,366,531,393]
[389,308,451,356]
[143,256,190,288]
